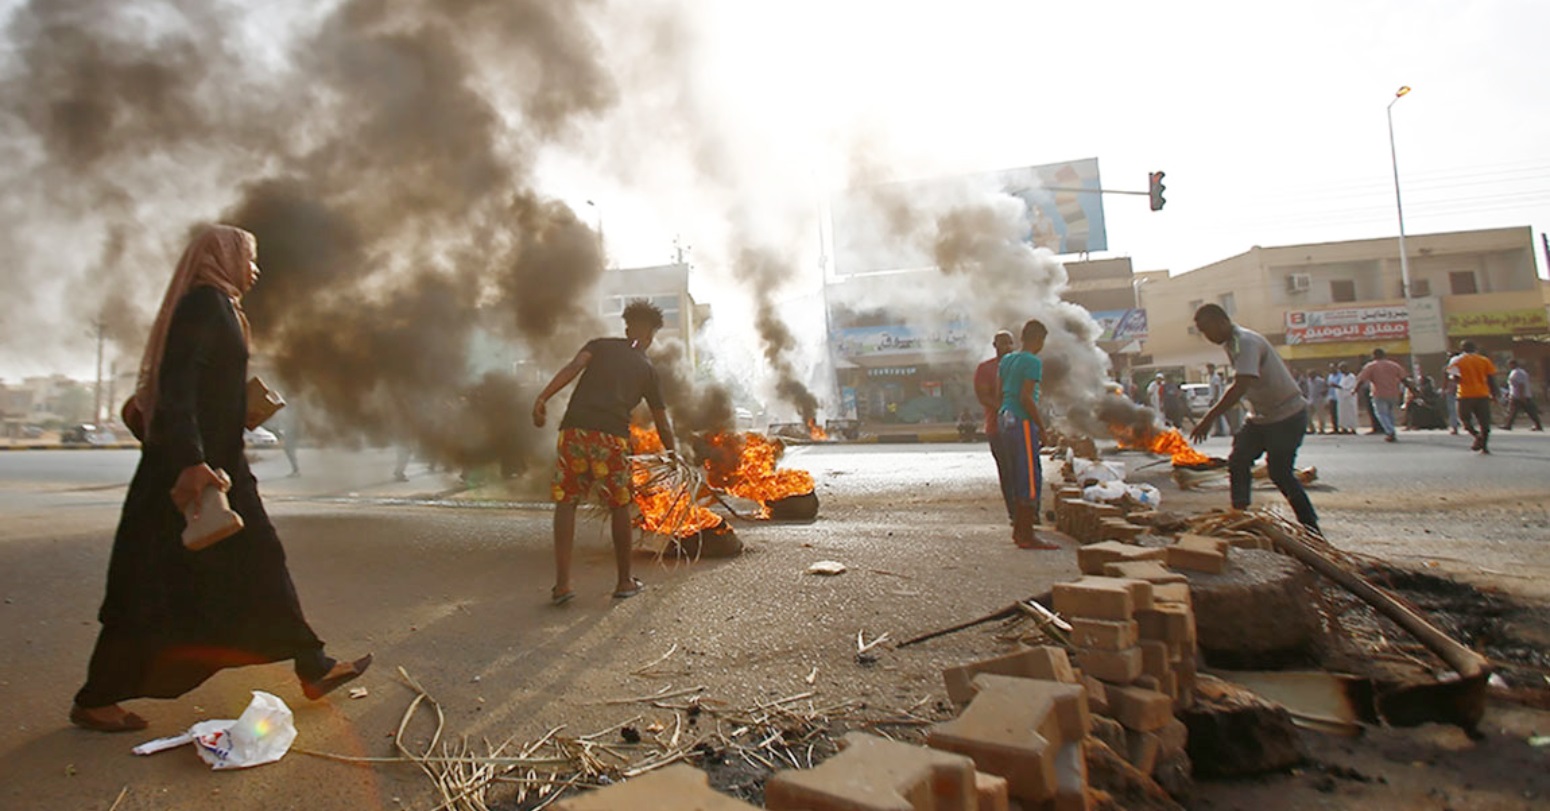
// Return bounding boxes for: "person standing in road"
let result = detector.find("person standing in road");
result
[1501,359,1543,431]
[1325,363,1343,434]
[1308,368,1330,434]
[1443,351,1463,435]
[999,319,1056,550]
[974,330,1017,525]
[1335,362,1359,434]
[72,225,370,733]
[1190,304,1319,533]
[533,299,676,604]
[1354,348,1414,443]
[1207,363,1230,436]
[1146,373,1165,416]
[1448,341,1499,453]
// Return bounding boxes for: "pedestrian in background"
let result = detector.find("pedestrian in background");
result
[973,330,1017,525]
[1207,363,1230,436]
[1190,305,1319,534]
[1448,341,1498,453]
[1335,362,1359,434]
[1324,363,1342,433]
[1501,359,1543,431]
[1354,348,1413,443]
[72,225,369,733]
[533,299,676,604]
[1308,369,1330,433]
[999,319,1056,550]
[1443,351,1463,435]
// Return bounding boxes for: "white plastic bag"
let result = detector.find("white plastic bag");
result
[132,691,297,770]
[1083,481,1128,503]
[1072,458,1125,484]
[1125,483,1163,509]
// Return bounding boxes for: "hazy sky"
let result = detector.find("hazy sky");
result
[3,0,1546,382]
[583,0,1549,276]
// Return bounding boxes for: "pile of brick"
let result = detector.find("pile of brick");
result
[557,565,1203,810]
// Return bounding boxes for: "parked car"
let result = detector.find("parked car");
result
[61,424,116,445]
[1181,383,1214,417]
[244,427,279,447]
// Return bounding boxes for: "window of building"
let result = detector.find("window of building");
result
[1330,280,1357,302]
[1449,271,1478,295]
[1410,278,1431,297]
[1218,292,1236,318]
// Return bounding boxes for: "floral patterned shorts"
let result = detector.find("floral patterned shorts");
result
[551,428,632,508]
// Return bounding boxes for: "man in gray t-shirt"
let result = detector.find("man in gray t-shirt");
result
[1190,304,1319,532]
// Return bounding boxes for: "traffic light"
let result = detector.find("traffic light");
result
[1148,171,1167,211]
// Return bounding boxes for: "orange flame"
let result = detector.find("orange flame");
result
[807,419,830,441]
[703,432,816,518]
[1113,425,1215,467]
[629,426,724,537]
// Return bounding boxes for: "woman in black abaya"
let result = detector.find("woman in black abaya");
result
[70,225,369,732]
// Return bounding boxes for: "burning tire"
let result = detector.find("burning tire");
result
[767,490,819,522]
[666,521,743,559]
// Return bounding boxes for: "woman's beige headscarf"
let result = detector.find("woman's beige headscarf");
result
[133,224,256,423]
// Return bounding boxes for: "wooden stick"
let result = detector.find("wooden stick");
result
[107,787,128,811]
[897,600,1029,647]
[1257,521,1489,681]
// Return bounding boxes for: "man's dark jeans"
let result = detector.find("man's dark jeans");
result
[1459,397,1493,448]
[1229,410,1319,531]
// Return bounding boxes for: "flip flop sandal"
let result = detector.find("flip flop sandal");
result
[551,589,576,606]
[302,653,374,701]
[70,705,149,733]
[612,578,645,599]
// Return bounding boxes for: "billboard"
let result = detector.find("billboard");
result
[1089,309,1149,342]
[1285,305,1408,345]
[831,322,971,357]
[1445,308,1550,336]
[831,158,1108,276]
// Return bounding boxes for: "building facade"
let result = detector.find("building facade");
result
[1136,226,1548,388]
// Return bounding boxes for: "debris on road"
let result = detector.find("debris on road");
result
[804,560,845,576]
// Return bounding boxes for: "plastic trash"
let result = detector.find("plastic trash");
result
[1125,483,1163,509]
[1082,481,1128,503]
[806,560,847,576]
[1072,458,1126,484]
[132,691,297,770]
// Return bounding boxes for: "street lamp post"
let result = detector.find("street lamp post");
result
[1386,85,1420,379]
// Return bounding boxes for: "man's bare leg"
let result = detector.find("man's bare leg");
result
[553,501,577,598]
[610,505,635,593]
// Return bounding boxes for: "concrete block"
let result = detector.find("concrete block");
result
[1098,517,1144,543]
[1052,742,1090,811]
[1082,675,1109,716]
[1139,640,1171,683]
[928,675,1089,805]
[766,731,978,811]
[1127,729,1162,775]
[1155,718,1189,761]
[1101,560,1188,585]
[1071,646,1143,684]
[1068,618,1139,652]
[975,772,1010,811]
[1077,541,1166,576]
[1151,582,1192,608]
[1166,535,1229,574]
[1106,684,1175,733]
[942,646,1077,706]
[1089,714,1127,755]
[554,764,761,811]
[1136,603,1195,648]
[1054,577,1153,621]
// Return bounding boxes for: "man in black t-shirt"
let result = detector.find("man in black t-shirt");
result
[532,300,677,605]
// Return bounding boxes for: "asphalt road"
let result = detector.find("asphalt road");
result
[0,433,1547,810]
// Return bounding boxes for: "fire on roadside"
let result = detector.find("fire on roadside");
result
[807,419,829,441]
[629,425,724,537]
[1113,425,1218,468]
[702,431,815,518]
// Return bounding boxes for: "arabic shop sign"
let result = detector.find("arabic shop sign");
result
[1285,305,1408,345]
[1445,308,1550,336]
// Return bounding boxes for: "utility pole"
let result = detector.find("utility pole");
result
[92,318,105,423]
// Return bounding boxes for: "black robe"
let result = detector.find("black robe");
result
[76,286,326,708]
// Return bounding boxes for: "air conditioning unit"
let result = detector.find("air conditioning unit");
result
[1286,273,1312,293]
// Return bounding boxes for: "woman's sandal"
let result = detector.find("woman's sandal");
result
[612,578,645,599]
[69,704,148,733]
[301,653,374,701]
